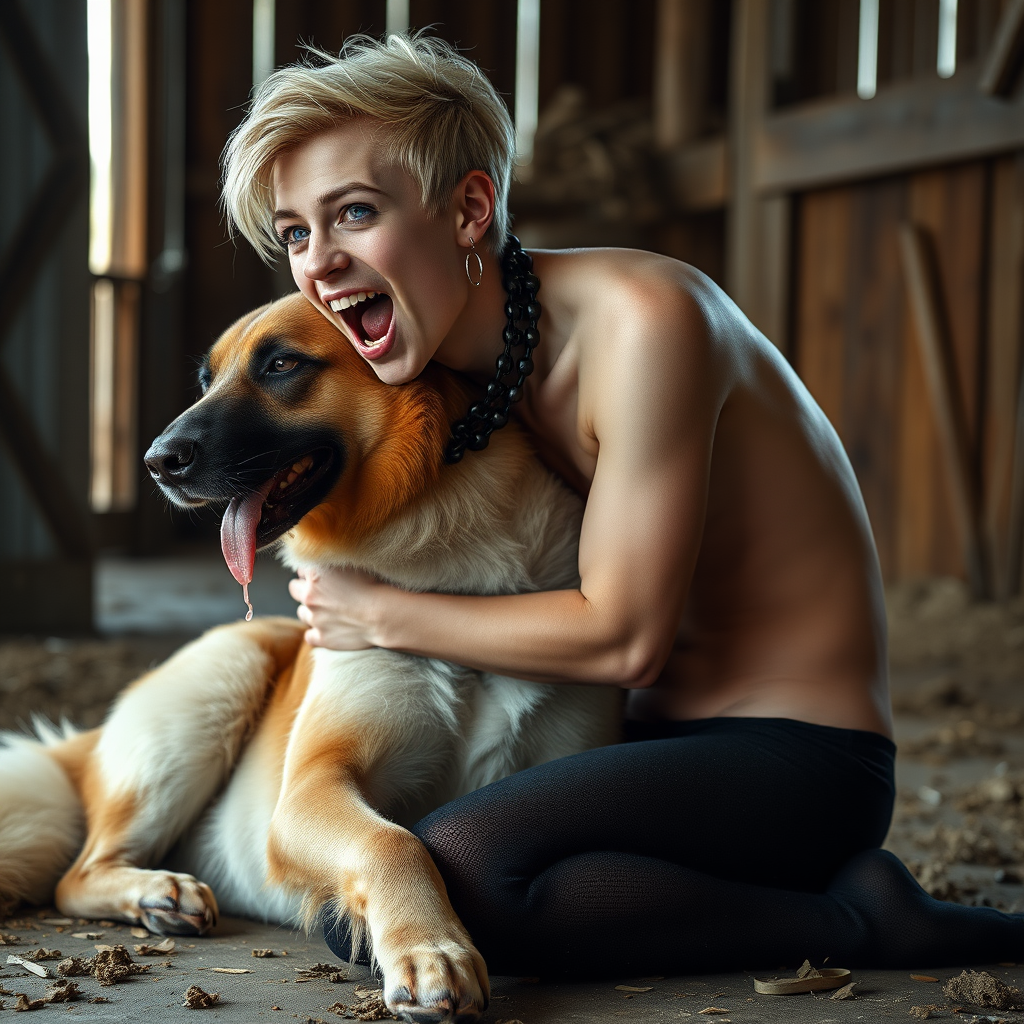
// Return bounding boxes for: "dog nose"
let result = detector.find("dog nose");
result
[145,436,197,482]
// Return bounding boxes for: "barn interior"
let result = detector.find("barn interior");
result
[3,0,1024,1019]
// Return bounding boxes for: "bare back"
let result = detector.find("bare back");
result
[517,249,892,738]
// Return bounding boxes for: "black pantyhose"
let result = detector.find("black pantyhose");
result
[325,718,1023,976]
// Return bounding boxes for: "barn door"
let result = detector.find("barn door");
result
[0,0,93,630]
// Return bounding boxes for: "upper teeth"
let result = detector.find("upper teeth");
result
[329,291,376,312]
[278,454,314,491]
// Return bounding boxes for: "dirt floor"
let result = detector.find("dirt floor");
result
[2,576,1024,1022]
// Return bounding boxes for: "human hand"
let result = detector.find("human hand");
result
[288,566,382,650]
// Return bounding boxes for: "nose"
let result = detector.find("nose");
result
[302,231,350,281]
[145,435,197,483]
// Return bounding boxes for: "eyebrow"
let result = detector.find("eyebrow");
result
[272,182,385,225]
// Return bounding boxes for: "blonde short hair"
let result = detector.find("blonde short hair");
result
[221,33,515,263]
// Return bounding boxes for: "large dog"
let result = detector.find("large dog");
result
[0,293,619,1023]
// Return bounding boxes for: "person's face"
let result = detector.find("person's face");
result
[272,121,468,385]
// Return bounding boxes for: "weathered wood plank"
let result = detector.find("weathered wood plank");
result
[899,222,987,596]
[756,68,1024,194]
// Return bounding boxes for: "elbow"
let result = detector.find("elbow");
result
[604,635,664,690]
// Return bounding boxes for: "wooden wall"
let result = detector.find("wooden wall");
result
[793,154,1024,594]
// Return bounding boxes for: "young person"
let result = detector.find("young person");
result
[222,33,1021,975]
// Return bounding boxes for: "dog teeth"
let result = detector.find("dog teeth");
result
[328,290,377,313]
[278,456,315,492]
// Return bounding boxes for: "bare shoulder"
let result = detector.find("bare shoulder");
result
[531,248,756,433]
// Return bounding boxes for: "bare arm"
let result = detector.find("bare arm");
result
[292,282,726,688]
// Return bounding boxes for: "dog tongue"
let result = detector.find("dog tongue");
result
[220,478,277,619]
[361,295,393,341]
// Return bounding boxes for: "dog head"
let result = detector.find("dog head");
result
[145,292,472,582]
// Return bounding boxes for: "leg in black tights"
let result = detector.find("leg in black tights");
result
[393,718,1022,976]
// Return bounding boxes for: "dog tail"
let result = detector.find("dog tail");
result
[0,719,88,912]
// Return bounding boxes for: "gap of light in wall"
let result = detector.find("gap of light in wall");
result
[386,0,410,36]
[515,0,541,165]
[87,0,113,274]
[253,0,276,90]
[857,0,879,99]
[937,0,958,78]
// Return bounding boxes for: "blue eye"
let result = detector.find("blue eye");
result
[344,204,375,223]
[280,225,310,248]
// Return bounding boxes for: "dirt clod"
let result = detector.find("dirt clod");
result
[942,970,1024,1010]
[909,1007,939,1020]
[326,989,395,1020]
[295,962,351,983]
[21,948,61,961]
[182,984,220,1009]
[43,980,81,1003]
[252,948,276,957]
[56,955,95,976]
[94,944,148,986]
[13,992,45,1010]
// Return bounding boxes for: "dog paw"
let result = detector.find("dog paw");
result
[135,872,218,935]
[381,940,488,1023]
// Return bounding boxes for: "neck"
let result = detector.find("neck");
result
[432,250,507,379]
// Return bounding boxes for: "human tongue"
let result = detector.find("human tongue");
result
[220,477,276,619]
[361,295,393,342]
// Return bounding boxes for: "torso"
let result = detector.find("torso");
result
[515,249,892,739]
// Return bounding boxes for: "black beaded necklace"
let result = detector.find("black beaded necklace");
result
[443,235,540,464]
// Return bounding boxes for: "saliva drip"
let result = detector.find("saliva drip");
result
[242,582,254,622]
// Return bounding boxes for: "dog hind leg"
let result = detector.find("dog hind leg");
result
[55,617,304,934]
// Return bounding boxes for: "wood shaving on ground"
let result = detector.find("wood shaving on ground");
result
[182,983,220,1009]
[698,1009,731,1015]
[94,944,149,986]
[6,955,48,978]
[911,974,940,982]
[210,967,250,974]
[0,934,19,945]
[130,927,149,938]
[326,988,395,1020]
[909,1006,940,1020]
[796,960,822,979]
[295,962,351,983]
[134,938,175,955]
[252,948,276,957]
[615,984,653,992]
[830,981,858,1000]
[36,918,72,927]
[943,970,1024,1010]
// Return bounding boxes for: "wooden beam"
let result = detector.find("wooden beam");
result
[727,0,792,351]
[899,223,987,598]
[653,0,711,149]
[756,66,1024,195]
[978,0,1024,97]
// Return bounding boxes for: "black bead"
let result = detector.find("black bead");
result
[468,432,490,451]
[524,328,539,347]
[507,386,521,403]
[518,357,534,375]
[503,325,518,344]
[504,301,521,321]
[486,380,504,398]
[491,410,508,428]
[523,273,540,294]
[444,443,465,464]
[495,353,512,375]
[524,302,541,320]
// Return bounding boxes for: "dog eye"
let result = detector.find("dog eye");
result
[268,356,298,374]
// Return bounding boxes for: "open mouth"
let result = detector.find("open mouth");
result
[328,291,395,358]
[220,447,338,594]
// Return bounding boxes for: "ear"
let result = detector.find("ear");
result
[452,170,496,248]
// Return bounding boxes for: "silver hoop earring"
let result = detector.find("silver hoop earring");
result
[465,237,483,287]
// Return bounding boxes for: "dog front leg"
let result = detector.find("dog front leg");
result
[267,652,488,1023]
[56,618,304,933]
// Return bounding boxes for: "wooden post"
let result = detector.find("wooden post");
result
[654,0,710,150]
[899,223,988,598]
[978,0,1024,98]
[727,0,792,353]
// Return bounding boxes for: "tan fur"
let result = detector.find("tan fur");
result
[0,294,618,1023]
